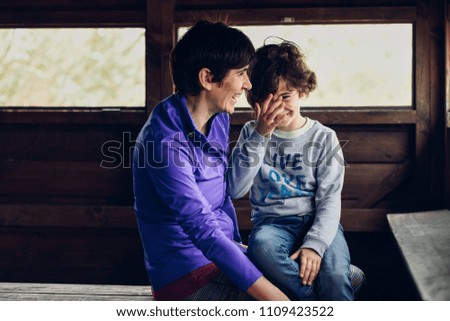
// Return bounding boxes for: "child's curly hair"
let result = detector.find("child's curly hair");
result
[247,41,317,108]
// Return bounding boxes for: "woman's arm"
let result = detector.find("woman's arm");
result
[248,276,290,301]
[144,128,264,293]
[148,137,289,300]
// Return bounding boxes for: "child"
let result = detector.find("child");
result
[227,41,354,300]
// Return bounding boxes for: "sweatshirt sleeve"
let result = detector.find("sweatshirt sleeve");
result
[227,122,270,199]
[301,130,345,257]
[146,128,262,292]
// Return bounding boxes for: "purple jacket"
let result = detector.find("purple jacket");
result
[132,93,262,293]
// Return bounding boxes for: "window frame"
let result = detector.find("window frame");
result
[0,4,424,128]
[0,8,148,125]
[174,6,419,126]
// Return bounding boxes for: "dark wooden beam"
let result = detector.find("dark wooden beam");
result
[355,160,412,208]
[174,6,416,25]
[0,204,389,232]
[147,0,175,113]
[231,110,417,125]
[0,10,146,27]
[175,0,415,9]
[0,0,145,10]
[0,205,136,229]
[0,109,146,125]
[414,0,431,211]
[428,0,448,209]
[235,202,389,232]
[446,6,450,209]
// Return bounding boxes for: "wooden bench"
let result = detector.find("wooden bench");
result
[387,209,450,300]
[0,282,153,301]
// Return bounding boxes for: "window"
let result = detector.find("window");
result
[179,24,412,108]
[0,28,145,108]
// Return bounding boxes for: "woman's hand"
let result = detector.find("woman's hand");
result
[290,248,322,286]
[254,94,288,137]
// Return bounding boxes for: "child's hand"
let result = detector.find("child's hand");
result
[290,247,322,286]
[254,94,288,137]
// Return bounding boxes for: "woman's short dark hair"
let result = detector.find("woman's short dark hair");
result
[247,41,317,107]
[170,20,255,96]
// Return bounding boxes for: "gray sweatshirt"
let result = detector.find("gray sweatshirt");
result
[227,118,345,257]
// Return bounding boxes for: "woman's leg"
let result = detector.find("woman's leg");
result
[183,272,253,301]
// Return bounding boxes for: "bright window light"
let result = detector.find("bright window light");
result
[0,28,145,107]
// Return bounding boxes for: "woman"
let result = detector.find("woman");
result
[132,20,289,301]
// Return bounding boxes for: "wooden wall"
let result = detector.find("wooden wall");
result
[0,0,448,299]
[446,1,450,209]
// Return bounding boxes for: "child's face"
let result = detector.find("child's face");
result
[272,79,304,129]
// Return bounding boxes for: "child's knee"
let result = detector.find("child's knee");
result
[248,233,278,261]
[320,270,351,287]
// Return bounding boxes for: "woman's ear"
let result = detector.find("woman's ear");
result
[198,68,213,91]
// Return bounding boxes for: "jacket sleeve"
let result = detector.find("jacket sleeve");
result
[227,122,270,199]
[146,128,262,292]
[301,131,345,257]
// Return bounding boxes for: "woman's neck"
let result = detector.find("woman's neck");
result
[185,94,214,135]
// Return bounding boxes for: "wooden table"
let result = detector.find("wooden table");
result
[0,282,153,301]
[387,209,450,300]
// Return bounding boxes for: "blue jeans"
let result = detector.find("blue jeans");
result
[248,214,354,300]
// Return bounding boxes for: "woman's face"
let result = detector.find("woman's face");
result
[208,66,252,114]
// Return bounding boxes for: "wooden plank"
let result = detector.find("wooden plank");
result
[337,129,411,163]
[371,176,415,210]
[341,209,388,232]
[0,282,150,296]
[161,1,176,99]
[235,198,389,232]
[232,162,412,231]
[231,126,412,163]
[230,164,402,203]
[0,205,136,229]
[176,0,416,8]
[174,7,417,25]
[0,125,140,162]
[0,227,147,284]
[0,160,133,198]
[0,202,388,232]
[0,229,142,270]
[446,18,450,208]
[0,10,146,27]
[355,160,412,208]
[0,0,145,9]
[0,109,147,125]
[414,0,431,211]
[147,0,175,112]
[428,0,447,209]
[343,163,412,201]
[0,282,152,301]
[387,210,450,300]
[230,110,417,126]
[0,293,147,301]
[146,0,162,111]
